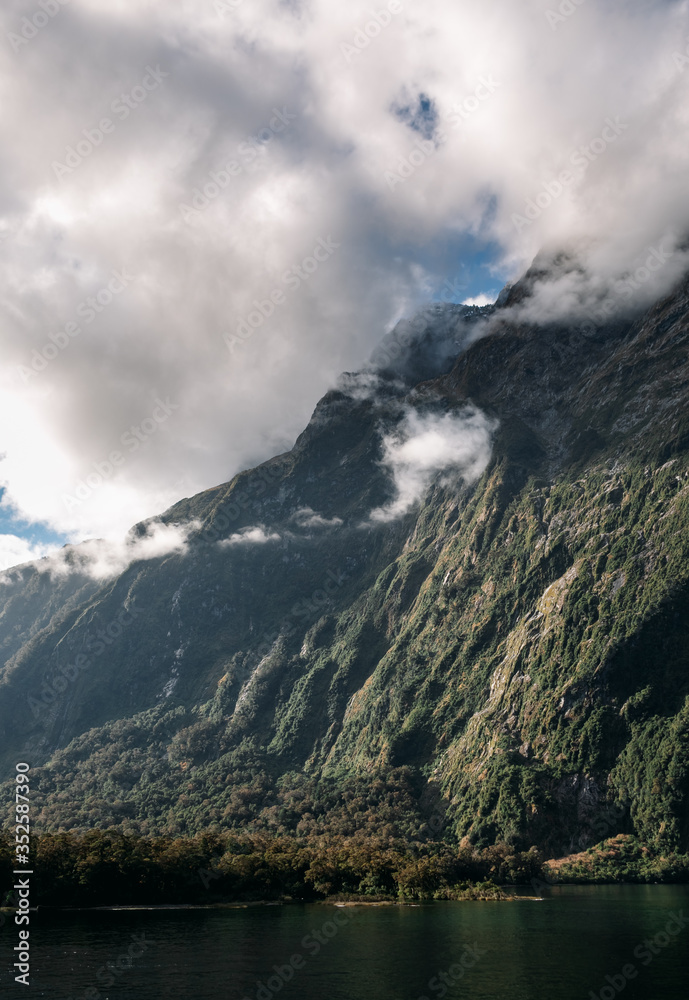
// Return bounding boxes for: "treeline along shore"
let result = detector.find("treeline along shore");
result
[1,830,688,908]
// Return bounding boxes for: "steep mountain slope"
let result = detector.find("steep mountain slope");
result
[2,270,689,857]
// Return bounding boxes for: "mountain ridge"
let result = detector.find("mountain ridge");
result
[2,266,689,857]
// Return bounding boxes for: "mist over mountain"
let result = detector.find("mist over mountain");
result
[2,0,688,561]
[2,256,689,857]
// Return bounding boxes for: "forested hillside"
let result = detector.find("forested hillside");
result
[2,262,689,859]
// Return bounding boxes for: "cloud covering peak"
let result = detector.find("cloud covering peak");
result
[0,0,687,563]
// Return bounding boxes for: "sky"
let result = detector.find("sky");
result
[0,0,688,571]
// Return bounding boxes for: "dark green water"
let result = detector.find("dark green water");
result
[3,886,688,999]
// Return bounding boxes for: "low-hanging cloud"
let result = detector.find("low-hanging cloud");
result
[220,525,281,546]
[370,407,497,523]
[0,534,55,574]
[0,520,197,583]
[503,238,689,332]
[0,0,687,568]
[290,507,344,530]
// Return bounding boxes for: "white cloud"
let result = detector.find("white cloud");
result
[291,507,343,529]
[370,407,497,522]
[0,534,55,573]
[27,521,196,582]
[463,293,498,307]
[506,239,689,330]
[0,0,686,551]
[221,525,281,546]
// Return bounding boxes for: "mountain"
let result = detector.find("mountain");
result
[2,261,689,858]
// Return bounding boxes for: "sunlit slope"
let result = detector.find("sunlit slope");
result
[1,276,688,855]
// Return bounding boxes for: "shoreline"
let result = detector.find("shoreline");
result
[3,882,683,916]
[0,895,546,914]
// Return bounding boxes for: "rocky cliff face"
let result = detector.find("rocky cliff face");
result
[2,265,689,856]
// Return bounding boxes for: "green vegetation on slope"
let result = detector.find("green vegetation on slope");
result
[2,275,689,859]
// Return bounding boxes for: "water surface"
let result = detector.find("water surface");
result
[3,886,688,999]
